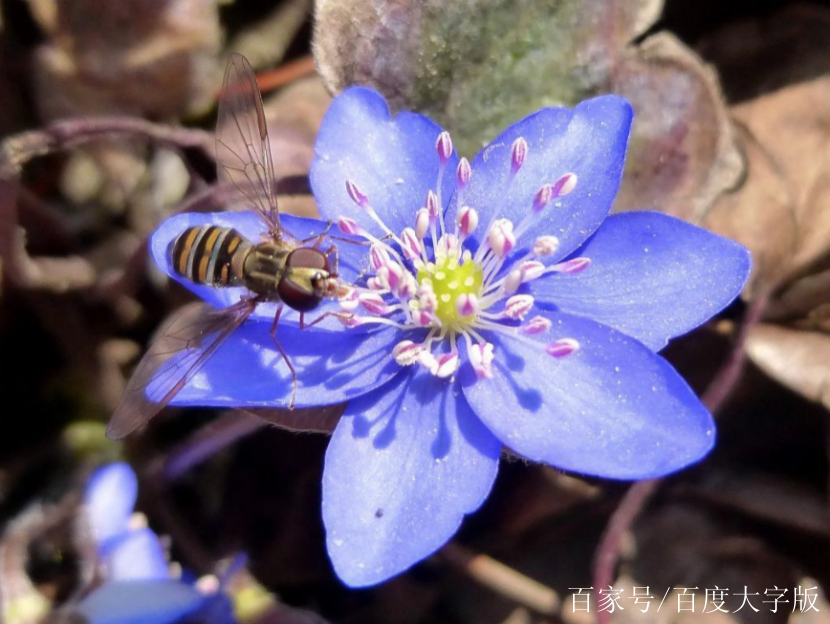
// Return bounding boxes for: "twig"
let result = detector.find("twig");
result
[256,56,317,94]
[1,117,214,175]
[591,290,773,624]
[440,542,561,616]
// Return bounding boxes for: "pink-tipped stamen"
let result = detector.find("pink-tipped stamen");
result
[436,131,453,164]
[510,137,528,175]
[552,172,577,198]
[546,338,580,358]
[521,316,552,335]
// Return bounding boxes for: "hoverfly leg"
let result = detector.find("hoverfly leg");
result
[299,220,335,246]
[301,311,354,330]
[269,305,297,409]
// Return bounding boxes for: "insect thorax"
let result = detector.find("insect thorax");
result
[241,240,292,297]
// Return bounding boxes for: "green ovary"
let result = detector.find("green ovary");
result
[417,257,484,325]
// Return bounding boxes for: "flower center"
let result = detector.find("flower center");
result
[335,131,590,380]
[417,256,483,326]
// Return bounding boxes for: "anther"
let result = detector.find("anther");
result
[338,216,363,236]
[546,338,580,358]
[426,190,440,219]
[457,206,479,238]
[532,183,554,212]
[419,288,438,314]
[555,257,592,274]
[457,158,472,188]
[521,316,551,335]
[434,352,460,378]
[359,292,390,315]
[345,180,369,208]
[436,131,453,164]
[338,288,360,312]
[469,342,495,379]
[401,227,421,260]
[455,293,479,318]
[393,340,422,366]
[488,219,516,259]
[533,235,560,257]
[369,244,390,270]
[503,269,523,295]
[418,351,438,374]
[552,172,577,198]
[520,260,545,282]
[338,314,363,328]
[415,208,431,239]
[503,294,534,320]
[511,137,528,175]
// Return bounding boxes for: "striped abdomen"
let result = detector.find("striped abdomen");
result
[170,225,247,287]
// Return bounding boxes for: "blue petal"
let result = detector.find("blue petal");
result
[76,580,207,624]
[83,463,138,547]
[532,212,752,351]
[106,528,169,581]
[460,312,715,479]
[149,211,367,323]
[170,323,403,409]
[322,368,501,587]
[459,96,632,262]
[311,87,458,236]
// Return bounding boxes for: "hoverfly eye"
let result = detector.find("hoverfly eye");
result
[278,277,320,312]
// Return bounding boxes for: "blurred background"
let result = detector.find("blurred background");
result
[2,0,830,623]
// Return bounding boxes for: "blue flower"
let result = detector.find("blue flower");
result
[77,463,234,624]
[146,88,749,588]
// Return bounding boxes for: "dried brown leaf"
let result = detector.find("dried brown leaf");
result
[745,323,830,411]
[705,77,830,301]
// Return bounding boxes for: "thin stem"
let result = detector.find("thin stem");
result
[440,542,561,616]
[1,117,214,175]
[591,289,773,624]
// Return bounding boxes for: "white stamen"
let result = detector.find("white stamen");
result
[415,208,431,239]
[434,352,460,378]
[503,269,523,295]
[418,350,438,374]
[393,340,422,366]
[469,342,495,379]
[457,206,479,238]
[487,219,515,259]
[339,288,360,312]
[503,294,534,320]
[455,293,479,318]
[520,260,545,282]
[533,235,560,257]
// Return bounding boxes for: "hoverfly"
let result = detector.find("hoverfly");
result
[107,53,345,440]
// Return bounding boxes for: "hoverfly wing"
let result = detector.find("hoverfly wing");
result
[107,302,253,440]
[241,403,345,434]
[215,53,281,237]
